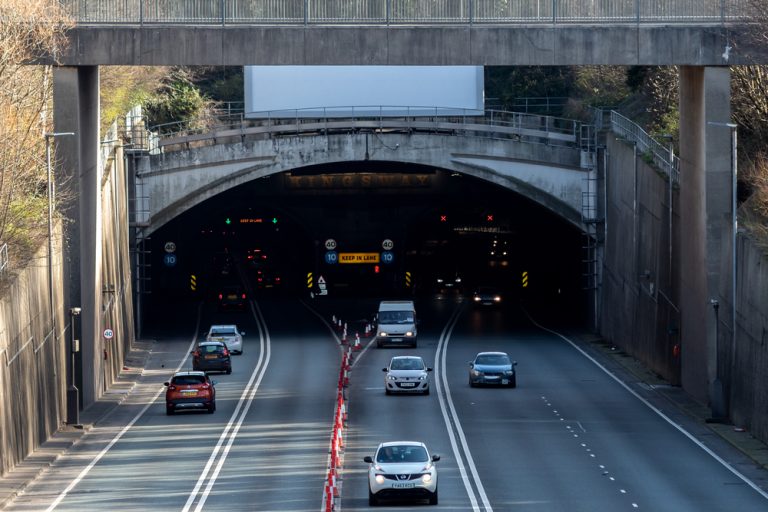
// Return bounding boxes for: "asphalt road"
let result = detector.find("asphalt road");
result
[4,296,768,511]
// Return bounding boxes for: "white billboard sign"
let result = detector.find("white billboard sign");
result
[244,66,484,118]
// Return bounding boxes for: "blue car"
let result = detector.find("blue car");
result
[469,351,517,388]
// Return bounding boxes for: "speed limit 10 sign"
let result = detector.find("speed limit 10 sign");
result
[103,328,114,339]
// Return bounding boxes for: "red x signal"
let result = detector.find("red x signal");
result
[486,215,494,222]
[440,215,447,222]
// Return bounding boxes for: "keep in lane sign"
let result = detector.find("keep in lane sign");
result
[339,252,380,264]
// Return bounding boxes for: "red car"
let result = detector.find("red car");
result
[164,371,216,415]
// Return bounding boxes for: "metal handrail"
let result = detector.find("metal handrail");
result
[143,106,582,153]
[610,111,679,184]
[0,243,8,274]
[59,0,751,25]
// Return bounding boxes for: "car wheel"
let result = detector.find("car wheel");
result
[510,375,517,388]
[469,376,475,387]
[166,406,174,416]
[226,367,232,375]
[385,388,391,395]
[429,489,438,505]
[376,341,383,348]
[368,488,378,506]
[208,402,215,414]
[424,387,430,395]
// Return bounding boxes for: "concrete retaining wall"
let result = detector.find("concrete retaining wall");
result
[0,139,135,476]
[0,231,66,476]
[601,135,682,384]
[730,235,768,441]
[602,133,768,446]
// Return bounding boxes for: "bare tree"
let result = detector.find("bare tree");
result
[0,0,70,270]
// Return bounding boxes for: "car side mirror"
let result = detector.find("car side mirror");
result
[190,350,195,354]
[469,362,474,368]
[163,382,169,387]
[513,361,518,366]
[432,454,440,462]
[363,456,373,463]
[211,380,218,385]
[427,367,433,372]
[382,368,388,372]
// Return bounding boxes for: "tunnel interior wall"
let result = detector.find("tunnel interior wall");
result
[601,135,682,384]
[0,228,66,477]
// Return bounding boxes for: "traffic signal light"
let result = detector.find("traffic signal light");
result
[374,265,380,274]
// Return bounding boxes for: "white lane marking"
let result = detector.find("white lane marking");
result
[528,317,768,502]
[45,304,207,511]
[434,304,492,512]
[183,301,271,512]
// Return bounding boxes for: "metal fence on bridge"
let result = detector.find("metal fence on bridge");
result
[59,0,750,24]
[143,106,583,154]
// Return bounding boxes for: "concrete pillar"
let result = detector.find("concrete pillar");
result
[678,66,709,405]
[678,66,732,416]
[53,66,102,409]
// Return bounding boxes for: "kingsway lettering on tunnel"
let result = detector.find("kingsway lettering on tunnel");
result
[285,173,432,189]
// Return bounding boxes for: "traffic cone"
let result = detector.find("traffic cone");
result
[353,332,361,351]
[341,327,348,344]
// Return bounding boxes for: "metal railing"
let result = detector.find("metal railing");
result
[59,0,750,25]
[143,106,582,153]
[610,110,679,184]
[0,243,8,275]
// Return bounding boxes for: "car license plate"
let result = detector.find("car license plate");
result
[205,354,218,359]
[392,483,415,489]
[501,379,509,385]
[400,382,416,388]
[391,338,403,342]
[226,294,237,300]
[181,389,198,395]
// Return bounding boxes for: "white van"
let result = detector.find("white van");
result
[376,300,417,348]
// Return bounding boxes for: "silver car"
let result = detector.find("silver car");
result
[364,441,440,506]
[469,351,517,387]
[383,356,432,395]
[205,324,245,354]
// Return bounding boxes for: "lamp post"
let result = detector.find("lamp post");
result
[68,306,81,425]
[707,121,738,421]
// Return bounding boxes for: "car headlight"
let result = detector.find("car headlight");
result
[494,296,501,302]
[422,473,433,483]
[379,332,388,337]
[473,296,481,301]
[405,331,413,337]
[375,474,385,484]
[471,369,482,377]
[419,374,428,380]
[504,370,515,376]
[387,375,397,381]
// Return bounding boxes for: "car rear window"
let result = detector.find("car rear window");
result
[211,328,236,336]
[172,375,206,385]
[200,344,225,353]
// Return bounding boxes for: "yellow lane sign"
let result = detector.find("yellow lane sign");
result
[339,252,380,264]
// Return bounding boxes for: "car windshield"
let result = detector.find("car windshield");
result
[391,358,424,370]
[211,327,236,336]
[172,375,206,385]
[379,311,414,324]
[475,354,510,365]
[376,445,428,463]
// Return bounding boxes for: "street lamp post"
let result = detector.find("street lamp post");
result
[68,306,81,425]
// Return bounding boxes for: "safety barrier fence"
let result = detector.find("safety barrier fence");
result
[59,0,750,25]
[610,110,679,184]
[0,243,7,275]
[145,106,582,153]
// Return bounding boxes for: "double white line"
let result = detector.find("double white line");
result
[182,301,271,512]
[434,304,494,512]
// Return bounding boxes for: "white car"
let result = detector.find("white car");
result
[205,324,245,354]
[383,356,432,395]
[364,441,439,506]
